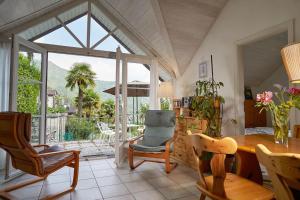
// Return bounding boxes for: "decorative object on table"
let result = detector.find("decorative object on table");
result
[198,61,208,78]
[244,86,253,100]
[281,43,300,83]
[256,85,300,145]
[191,55,225,138]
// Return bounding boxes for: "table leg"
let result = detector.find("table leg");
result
[236,150,263,185]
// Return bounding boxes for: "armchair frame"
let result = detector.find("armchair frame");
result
[128,134,177,173]
[0,112,80,200]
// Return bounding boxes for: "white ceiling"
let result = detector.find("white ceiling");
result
[243,31,288,86]
[0,0,228,76]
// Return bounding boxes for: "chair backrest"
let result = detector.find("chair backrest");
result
[256,144,300,200]
[0,112,43,176]
[189,132,237,198]
[293,125,300,138]
[143,110,175,147]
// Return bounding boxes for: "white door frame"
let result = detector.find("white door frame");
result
[114,49,159,166]
[235,19,294,134]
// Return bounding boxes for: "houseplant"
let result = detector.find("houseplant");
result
[256,85,300,145]
[191,79,225,137]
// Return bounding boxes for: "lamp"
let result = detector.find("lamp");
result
[158,81,173,98]
[281,43,300,83]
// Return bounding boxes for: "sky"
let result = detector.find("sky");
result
[35,15,150,82]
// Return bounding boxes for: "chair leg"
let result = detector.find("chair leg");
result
[166,154,171,173]
[128,147,134,169]
[200,194,206,200]
[71,154,80,188]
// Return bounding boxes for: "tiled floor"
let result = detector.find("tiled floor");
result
[0,158,202,200]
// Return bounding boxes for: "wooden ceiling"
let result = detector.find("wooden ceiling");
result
[0,0,228,76]
[158,0,227,74]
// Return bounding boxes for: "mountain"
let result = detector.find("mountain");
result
[47,61,115,101]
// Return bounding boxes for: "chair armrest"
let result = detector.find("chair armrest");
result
[129,134,144,144]
[36,150,80,158]
[165,138,175,152]
[32,144,50,148]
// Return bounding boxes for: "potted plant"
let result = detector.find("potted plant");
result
[191,79,224,137]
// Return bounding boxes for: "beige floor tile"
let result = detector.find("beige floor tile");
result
[175,195,199,200]
[96,176,121,187]
[93,169,116,178]
[104,194,135,200]
[167,173,197,185]
[138,169,165,179]
[158,185,192,200]
[90,163,111,170]
[147,176,177,188]
[76,171,95,180]
[100,184,130,198]
[76,178,98,190]
[124,180,154,193]
[71,187,103,200]
[45,174,70,185]
[133,190,166,200]
[118,173,144,183]
[9,185,42,200]
[39,182,71,199]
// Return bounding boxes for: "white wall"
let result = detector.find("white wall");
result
[176,0,300,136]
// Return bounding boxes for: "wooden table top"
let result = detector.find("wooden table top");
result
[229,134,300,154]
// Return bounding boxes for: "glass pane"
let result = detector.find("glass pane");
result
[16,47,43,144]
[95,35,130,53]
[90,17,108,47]
[67,15,87,46]
[34,27,81,48]
[127,63,150,139]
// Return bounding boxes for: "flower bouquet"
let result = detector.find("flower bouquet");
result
[256,85,300,145]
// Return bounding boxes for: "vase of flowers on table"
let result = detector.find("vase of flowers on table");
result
[256,85,300,146]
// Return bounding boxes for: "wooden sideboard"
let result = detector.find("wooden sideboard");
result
[171,116,207,169]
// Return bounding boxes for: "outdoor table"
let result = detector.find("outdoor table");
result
[229,134,300,185]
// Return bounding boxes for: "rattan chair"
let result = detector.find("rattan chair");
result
[0,112,80,200]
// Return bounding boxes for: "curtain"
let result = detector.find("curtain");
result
[0,41,11,172]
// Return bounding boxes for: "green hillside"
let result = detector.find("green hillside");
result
[47,61,115,101]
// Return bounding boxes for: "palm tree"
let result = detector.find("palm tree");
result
[65,63,96,117]
[75,89,101,118]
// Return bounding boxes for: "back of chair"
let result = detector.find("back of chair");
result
[256,144,300,200]
[294,125,300,138]
[143,110,175,147]
[0,112,43,175]
[189,132,237,198]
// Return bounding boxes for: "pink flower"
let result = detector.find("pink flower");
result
[288,87,300,95]
[256,91,273,104]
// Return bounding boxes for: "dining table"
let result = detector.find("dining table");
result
[229,134,300,185]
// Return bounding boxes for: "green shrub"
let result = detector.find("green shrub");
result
[65,117,95,140]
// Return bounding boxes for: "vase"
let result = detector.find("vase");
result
[272,112,289,146]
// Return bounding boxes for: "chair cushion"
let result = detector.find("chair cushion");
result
[143,126,175,147]
[39,145,75,173]
[199,173,274,200]
[144,110,175,127]
[129,144,166,152]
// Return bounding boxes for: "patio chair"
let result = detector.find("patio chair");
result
[128,110,177,173]
[256,144,300,200]
[0,112,80,200]
[189,132,274,200]
[294,125,300,138]
[96,122,115,145]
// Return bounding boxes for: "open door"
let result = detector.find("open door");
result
[5,35,47,180]
[114,47,159,167]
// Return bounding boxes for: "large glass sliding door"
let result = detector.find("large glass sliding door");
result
[5,35,47,179]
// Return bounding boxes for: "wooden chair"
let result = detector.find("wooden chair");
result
[256,144,300,200]
[0,112,80,200]
[189,131,274,200]
[293,125,300,138]
[128,110,177,173]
